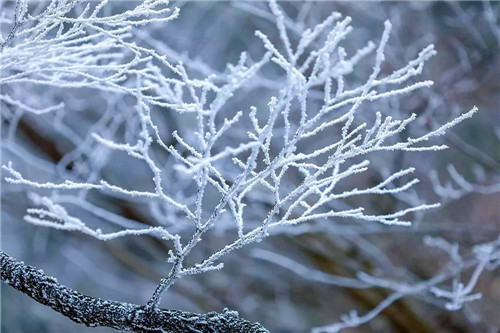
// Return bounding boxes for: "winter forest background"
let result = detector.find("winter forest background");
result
[1,1,499,332]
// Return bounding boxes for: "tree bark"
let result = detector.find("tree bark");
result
[1,251,269,333]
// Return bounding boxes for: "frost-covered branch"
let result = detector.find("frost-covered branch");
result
[2,1,496,332]
[310,236,500,332]
[0,251,269,333]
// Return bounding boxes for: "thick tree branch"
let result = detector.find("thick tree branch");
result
[0,251,269,333]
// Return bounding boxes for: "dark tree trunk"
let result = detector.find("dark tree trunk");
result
[1,251,269,333]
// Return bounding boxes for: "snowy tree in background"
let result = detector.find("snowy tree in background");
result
[1,1,499,332]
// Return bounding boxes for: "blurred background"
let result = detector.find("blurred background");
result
[1,1,499,332]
